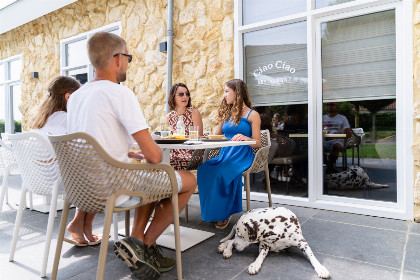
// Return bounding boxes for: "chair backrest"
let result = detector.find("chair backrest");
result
[48,132,175,213]
[7,132,60,195]
[246,130,271,173]
[346,129,362,148]
[0,138,18,174]
[252,129,271,154]
[352,128,365,140]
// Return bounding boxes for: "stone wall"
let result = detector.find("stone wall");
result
[413,0,420,221]
[0,0,234,130]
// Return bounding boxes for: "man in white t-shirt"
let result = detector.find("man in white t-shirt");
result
[322,102,352,173]
[67,32,196,279]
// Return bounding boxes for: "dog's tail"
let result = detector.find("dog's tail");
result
[220,223,236,243]
[365,179,389,189]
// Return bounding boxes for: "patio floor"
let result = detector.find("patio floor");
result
[1,175,420,280]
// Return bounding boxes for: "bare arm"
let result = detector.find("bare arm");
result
[231,110,261,148]
[214,122,223,135]
[191,108,204,136]
[132,129,162,164]
[165,114,170,126]
[344,127,352,138]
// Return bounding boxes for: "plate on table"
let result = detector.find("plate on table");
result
[155,139,188,144]
[200,138,231,142]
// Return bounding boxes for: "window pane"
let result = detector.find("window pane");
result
[66,67,88,84]
[0,63,4,83]
[321,10,396,203]
[65,39,88,67]
[244,21,307,106]
[322,10,396,102]
[11,84,22,133]
[316,0,354,9]
[0,85,4,133]
[243,0,306,25]
[9,59,21,81]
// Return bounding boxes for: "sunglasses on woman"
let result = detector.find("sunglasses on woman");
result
[176,92,190,97]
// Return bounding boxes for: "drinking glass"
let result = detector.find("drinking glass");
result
[189,125,199,140]
[160,125,171,138]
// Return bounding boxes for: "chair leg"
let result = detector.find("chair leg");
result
[28,191,33,210]
[352,147,355,165]
[9,188,27,262]
[96,199,115,280]
[357,146,360,166]
[125,210,130,237]
[171,193,182,280]
[0,166,10,213]
[244,172,251,211]
[41,182,60,277]
[52,200,71,280]
[263,164,272,208]
[112,212,119,241]
[185,203,189,222]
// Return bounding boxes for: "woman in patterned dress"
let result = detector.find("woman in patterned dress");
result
[165,83,203,170]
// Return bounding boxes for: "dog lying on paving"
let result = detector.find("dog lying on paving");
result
[218,207,331,278]
[324,165,389,190]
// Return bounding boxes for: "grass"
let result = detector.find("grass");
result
[346,143,396,159]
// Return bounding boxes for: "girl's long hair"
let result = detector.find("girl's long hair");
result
[217,79,252,125]
[28,76,80,129]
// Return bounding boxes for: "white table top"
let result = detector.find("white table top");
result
[156,140,256,150]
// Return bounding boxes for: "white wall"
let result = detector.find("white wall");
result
[0,0,77,34]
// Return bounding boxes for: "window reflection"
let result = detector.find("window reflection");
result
[243,0,306,25]
[321,10,396,202]
[9,59,21,81]
[316,0,354,9]
[244,21,307,106]
[67,67,88,84]
[11,84,21,133]
[65,39,88,68]
[254,105,308,197]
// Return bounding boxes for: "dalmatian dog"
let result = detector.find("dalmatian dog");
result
[325,165,389,190]
[218,207,331,278]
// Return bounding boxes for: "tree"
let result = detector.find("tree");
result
[355,99,395,142]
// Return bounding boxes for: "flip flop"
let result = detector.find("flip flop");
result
[64,236,89,247]
[215,216,232,229]
[87,233,102,246]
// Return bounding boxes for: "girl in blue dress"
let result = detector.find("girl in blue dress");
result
[197,79,261,229]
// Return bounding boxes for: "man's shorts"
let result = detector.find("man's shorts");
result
[116,171,182,207]
[323,139,344,151]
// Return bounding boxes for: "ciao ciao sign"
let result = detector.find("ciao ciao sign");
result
[253,60,296,77]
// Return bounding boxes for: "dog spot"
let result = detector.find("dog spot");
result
[244,220,260,241]
[281,233,286,239]
[260,219,263,222]
[290,216,299,226]
[269,225,274,229]
[284,228,287,232]
[276,215,288,222]
[264,219,270,225]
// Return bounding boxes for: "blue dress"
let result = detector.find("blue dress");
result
[197,111,255,222]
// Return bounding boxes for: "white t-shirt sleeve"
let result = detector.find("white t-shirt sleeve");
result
[341,115,350,130]
[112,89,149,135]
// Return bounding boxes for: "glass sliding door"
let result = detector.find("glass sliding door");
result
[320,10,397,202]
[243,21,309,197]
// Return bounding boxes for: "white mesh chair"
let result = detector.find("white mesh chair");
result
[243,129,273,211]
[48,132,183,280]
[7,132,63,278]
[0,137,21,213]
